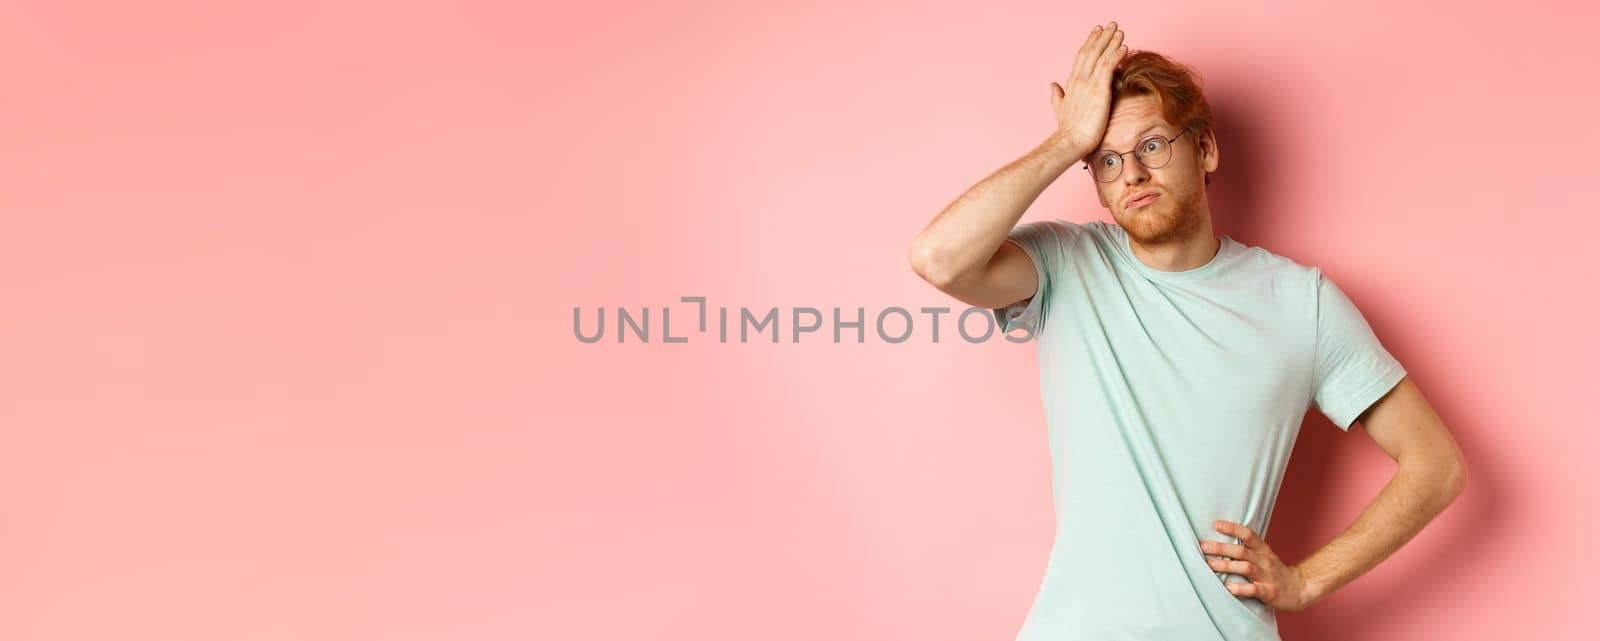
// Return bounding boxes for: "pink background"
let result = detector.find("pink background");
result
[3,1,1596,639]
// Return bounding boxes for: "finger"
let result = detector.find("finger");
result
[1206,557,1258,578]
[1076,24,1103,58]
[1088,21,1119,63]
[1071,24,1107,81]
[1051,81,1063,108]
[1092,36,1127,81]
[1100,34,1126,73]
[1202,540,1253,561]
[1099,29,1125,68]
[1217,520,1268,551]
[1223,580,1261,598]
[1075,21,1118,81]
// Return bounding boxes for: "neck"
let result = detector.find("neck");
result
[1126,213,1220,272]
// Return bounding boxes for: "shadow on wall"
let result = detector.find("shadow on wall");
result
[1196,92,1268,244]
[1202,92,1495,638]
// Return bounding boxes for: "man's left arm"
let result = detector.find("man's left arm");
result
[1288,375,1468,608]
[1204,375,1467,611]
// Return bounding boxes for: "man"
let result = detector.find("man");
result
[907,20,1468,641]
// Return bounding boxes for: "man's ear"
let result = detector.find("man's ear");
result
[1200,130,1219,174]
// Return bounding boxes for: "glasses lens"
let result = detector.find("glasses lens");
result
[1137,136,1172,169]
[1091,152,1121,182]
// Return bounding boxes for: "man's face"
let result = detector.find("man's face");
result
[1091,95,1216,245]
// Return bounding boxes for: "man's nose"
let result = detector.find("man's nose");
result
[1121,155,1150,184]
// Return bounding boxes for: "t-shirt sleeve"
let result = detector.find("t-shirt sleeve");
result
[990,220,1065,337]
[1310,270,1408,431]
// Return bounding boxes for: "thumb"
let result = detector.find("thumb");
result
[1050,82,1063,107]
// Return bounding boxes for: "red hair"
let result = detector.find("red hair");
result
[1110,50,1215,185]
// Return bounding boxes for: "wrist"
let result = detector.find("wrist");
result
[1040,132,1092,168]
[1291,563,1328,609]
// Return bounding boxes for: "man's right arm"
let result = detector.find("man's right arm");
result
[911,20,1125,309]
[908,134,1090,310]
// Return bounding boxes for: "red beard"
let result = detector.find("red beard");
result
[1119,192,1202,245]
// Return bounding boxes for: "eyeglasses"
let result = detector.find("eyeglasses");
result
[1081,126,1192,183]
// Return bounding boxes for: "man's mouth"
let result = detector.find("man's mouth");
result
[1127,192,1160,209]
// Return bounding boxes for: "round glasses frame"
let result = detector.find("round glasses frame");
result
[1081,126,1192,183]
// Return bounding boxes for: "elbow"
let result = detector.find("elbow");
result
[1428,457,1468,510]
[1401,453,1468,508]
[909,237,959,289]
[1440,436,1469,500]
[1445,457,1468,499]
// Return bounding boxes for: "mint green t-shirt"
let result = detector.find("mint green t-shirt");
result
[992,219,1406,641]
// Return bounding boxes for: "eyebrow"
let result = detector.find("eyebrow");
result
[1097,123,1170,152]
